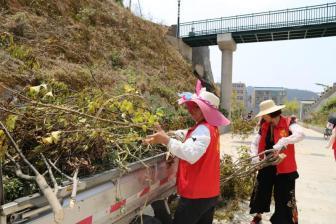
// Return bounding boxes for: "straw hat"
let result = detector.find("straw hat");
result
[255,100,285,117]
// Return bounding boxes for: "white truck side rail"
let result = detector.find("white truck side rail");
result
[0,153,178,224]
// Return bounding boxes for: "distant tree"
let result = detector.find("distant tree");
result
[230,91,245,119]
[115,0,124,6]
[321,97,336,112]
[230,92,256,139]
[283,100,299,116]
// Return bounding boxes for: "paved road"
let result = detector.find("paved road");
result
[217,127,336,224]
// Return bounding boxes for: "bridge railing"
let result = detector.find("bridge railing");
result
[180,2,336,37]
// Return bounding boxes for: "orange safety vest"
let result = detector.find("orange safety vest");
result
[258,116,297,174]
[176,122,220,199]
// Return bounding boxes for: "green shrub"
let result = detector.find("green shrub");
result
[75,7,97,25]
[115,0,124,6]
[219,146,254,203]
[321,97,336,112]
[305,97,336,127]
[3,176,38,203]
[231,118,257,140]
[109,50,125,68]
[217,146,255,220]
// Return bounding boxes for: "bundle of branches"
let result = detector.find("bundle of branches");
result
[218,146,286,218]
[219,146,254,206]
[221,148,286,184]
[0,81,172,175]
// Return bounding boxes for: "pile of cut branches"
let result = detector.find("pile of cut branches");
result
[0,0,197,206]
[1,81,169,174]
[1,80,190,203]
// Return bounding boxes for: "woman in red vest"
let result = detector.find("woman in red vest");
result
[249,100,305,224]
[144,85,230,224]
[326,119,336,161]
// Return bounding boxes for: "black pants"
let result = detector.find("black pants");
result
[270,175,298,224]
[250,167,298,224]
[250,166,277,214]
[172,196,218,224]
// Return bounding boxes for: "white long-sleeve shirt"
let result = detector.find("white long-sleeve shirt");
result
[326,128,336,149]
[167,125,211,164]
[250,123,305,162]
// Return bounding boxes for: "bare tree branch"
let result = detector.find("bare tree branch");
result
[85,62,105,94]
[0,120,39,174]
[221,150,286,183]
[5,152,35,180]
[41,154,59,194]
[47,158,72,181]
[69,168,79,208]
[0,83,144,128]
[0,106,24,117]
[0,121,64,223]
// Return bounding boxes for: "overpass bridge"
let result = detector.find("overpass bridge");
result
[178,3,336,113]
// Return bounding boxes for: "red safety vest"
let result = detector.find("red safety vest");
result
[258,116,297,174]
[333,129,336,150]
[176,122,220,199]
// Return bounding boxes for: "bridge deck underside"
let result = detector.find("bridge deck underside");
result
[182,23,336,47]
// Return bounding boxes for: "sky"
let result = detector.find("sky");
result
[124,0,336,92]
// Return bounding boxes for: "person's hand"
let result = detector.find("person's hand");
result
[255,164,263,171]
[272,149,280,158]
[270,153,287,165]
[144,125,170,145]
[167,130,176,136]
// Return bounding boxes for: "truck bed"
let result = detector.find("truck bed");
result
[1,153,178,224]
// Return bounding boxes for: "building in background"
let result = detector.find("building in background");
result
[299,100,315,121]
[232,82,247,107]
[252,87,287,112]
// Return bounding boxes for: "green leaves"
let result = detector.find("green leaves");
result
[2,78,186,202]
[321,96,336,112]
[123,84,135,93]
[283,100,299,116]
[88,101,99,114]
[1,32,40,71]
[41,131,62,145]
[0,130,8,161]
[5,115,18,132]
[132,110,144,123]
[3,176,38,203]
[155,107,165,117]
[120,100,134,114]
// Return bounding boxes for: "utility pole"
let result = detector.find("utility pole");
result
[177,0,181,38]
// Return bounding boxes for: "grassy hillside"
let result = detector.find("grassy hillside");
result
[0,0,194,95]
[0,0,196,201]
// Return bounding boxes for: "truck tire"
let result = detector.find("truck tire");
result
[151,200,172,224]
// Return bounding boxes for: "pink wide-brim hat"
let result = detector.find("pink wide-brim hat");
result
[178,88,230,127]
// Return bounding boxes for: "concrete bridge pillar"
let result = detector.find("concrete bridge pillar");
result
[217,33,236,116]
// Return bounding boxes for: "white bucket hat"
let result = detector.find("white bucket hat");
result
[255,100,286,117]
[178,88,230,127]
